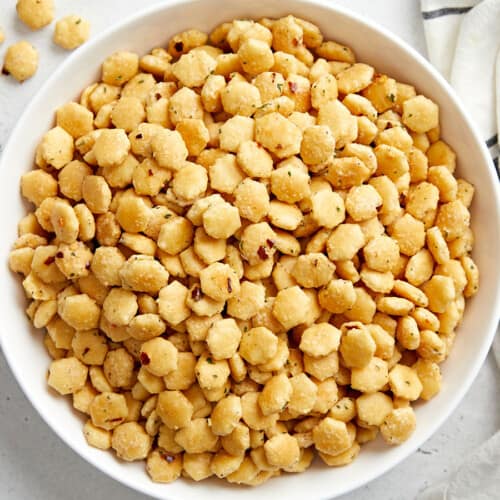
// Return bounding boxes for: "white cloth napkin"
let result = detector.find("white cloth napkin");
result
[418,1,500,498]
[421,0,500,171]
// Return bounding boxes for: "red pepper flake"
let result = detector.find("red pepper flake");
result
[257,245,269,260]
[174,41,184,52]
[44,256,55,265]
[191,286,202,301]
[266,239,274,248]
[56,251,64,258]
[83,347,90,356]
[1,67,9,75]
[155,92,162,100]
[276,143,283,150]
[106,417,123,423]
[148,169,154,176]
[135,133,143,139]
[292,37,299,47]
[288,81,298,93]
[140,352,150,365]
[227,278,232,293]
[85,262,91,269]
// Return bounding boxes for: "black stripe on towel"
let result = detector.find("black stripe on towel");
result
[422,6,473,19]
[493,157,499,179]
[486,134,498,148]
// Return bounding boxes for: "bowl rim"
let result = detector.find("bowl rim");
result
[1,0,499,499]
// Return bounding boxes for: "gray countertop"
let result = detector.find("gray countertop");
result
[0,1,497,499]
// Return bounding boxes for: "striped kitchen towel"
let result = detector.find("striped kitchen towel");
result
[421,0,499,176]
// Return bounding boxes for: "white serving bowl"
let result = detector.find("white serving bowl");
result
[1,0,499,498]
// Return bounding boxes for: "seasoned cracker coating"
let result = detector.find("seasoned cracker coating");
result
[10,14,478,487]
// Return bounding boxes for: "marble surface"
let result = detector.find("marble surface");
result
[0,1,497,499]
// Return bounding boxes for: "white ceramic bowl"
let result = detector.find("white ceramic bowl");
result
[1,1,499,498]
